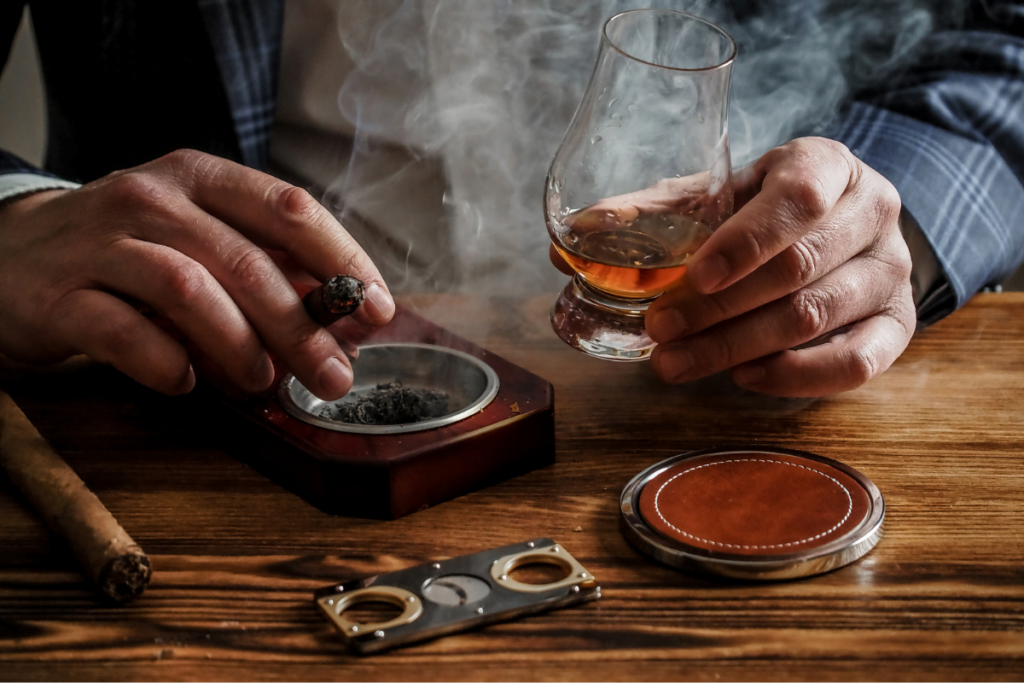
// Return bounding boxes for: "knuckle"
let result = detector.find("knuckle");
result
[103,172,170,215]
[737,223,775,264]
[227,245,274,291]
[283,319,329,360]
[164,148,207,173]
[777,239,822,288]
[844,346,881,387]
[165,148,222,188]
[889,238,914,279]
[331,240,371,276]
[699,293,732,328]
[160,261,209,307]
[890,301,916,341]
[274,186,323,230]
[812,136,853,164]
[827,139,866,196]
[780,136,818,158]
[874,180,902,227]
[789,287,833,340]
[777,172,831,224]
[711,329,745,370]
[872,227,914,282]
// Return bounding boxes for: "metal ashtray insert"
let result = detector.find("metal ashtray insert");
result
[278,343,499,434]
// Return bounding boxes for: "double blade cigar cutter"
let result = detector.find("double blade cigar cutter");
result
[315,538,600,654]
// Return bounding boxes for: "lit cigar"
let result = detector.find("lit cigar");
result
[302,275,365,327]
[0,390,151,603]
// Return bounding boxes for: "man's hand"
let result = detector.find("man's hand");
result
[0,150,395,400]
[646,137,915,396]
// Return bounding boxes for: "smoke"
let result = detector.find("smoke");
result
[323,0,962,296]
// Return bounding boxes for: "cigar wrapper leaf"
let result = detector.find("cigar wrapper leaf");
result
[0,390,151,603]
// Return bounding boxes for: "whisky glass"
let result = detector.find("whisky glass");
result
[545,9,736,361]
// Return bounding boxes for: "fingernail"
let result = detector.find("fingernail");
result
[251,354,276,391]
[649,307,687,343]
[733,364,766,387]
[341,340,360,360]
[689,253,730,293]
[658,347,693,381]
[317,357,351,398]
[362,283,395,324]
[178,365,196,394]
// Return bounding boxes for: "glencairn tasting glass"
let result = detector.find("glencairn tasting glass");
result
[545,9,736,360]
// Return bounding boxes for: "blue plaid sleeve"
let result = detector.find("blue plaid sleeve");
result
[196,0,284,171]
[0,149,50,177]
[829,2,1024,322]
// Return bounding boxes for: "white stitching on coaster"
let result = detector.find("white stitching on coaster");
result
[652,458,853,550]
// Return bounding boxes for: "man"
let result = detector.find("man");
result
[1,0,1021,399]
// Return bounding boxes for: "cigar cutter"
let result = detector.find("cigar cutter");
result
[315,538,599,654]
[620,446,884,581]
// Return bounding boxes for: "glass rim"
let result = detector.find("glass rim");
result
[602,9,737,73]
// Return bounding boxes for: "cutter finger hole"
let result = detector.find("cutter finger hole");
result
[342,598,405,625]
[506,556,572,585]
[491,544,595,594]
[319,586,423,634]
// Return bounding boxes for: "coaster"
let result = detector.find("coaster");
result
[620,447,884,580]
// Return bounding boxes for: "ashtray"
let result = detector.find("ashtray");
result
[278,343,500,435]
[206,306,554,519]
[620,447,884,580]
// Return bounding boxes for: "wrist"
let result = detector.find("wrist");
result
[0,188,70,220]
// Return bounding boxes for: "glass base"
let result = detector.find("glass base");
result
[550,276,656,362]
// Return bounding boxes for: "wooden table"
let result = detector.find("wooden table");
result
[2,292,1023,681]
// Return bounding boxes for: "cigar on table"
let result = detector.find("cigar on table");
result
[0,391,151,603]
[302,274,365,327]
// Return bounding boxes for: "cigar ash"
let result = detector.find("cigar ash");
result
[321,381,450,426]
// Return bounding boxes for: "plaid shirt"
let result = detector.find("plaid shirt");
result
[194,0,283,171]
[830,0,1024,322]
[1,0,1022,323]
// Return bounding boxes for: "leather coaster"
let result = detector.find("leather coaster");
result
[620,447,884,580]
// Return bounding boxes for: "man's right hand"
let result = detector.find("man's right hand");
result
[0,150,394,400]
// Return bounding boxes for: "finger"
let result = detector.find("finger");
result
[651,253,914,385]
[325,315,384,358]
[732,162,765,211]
[122,197,355,401]
[161,150,394,327]
[647,183,900,343]
[685,138,856,294]
[53,289,196,395]
[730,312,914,396]
[549,243,575,276]
[93,239,275,393]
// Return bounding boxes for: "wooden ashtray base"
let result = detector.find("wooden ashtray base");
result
[206,306,555,519]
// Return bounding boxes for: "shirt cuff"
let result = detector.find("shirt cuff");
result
[898,208,956,328]
[0,173,81,204]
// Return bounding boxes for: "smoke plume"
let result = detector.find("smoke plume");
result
[324,0,963,295]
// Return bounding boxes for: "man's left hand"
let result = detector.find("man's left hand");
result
[645,136,915,396]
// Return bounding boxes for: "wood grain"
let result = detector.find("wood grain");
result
[2,292,1024,681]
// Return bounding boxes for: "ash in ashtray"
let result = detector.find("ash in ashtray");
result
[322,381,451,425]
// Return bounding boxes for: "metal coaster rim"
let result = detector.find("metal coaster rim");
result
[619,446,885,580]
[278,343,500,434]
